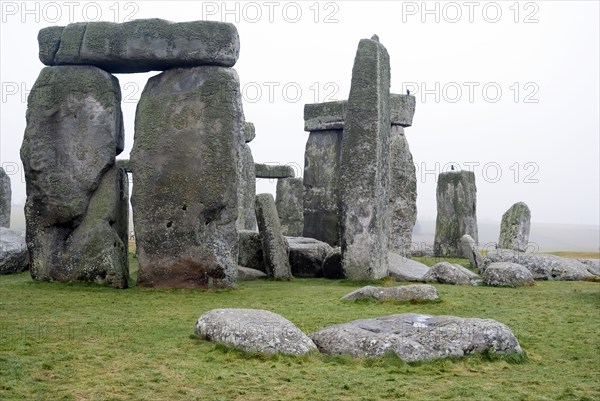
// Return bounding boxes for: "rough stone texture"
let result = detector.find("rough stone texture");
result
[499,202,531,252]
[302,130,342,246]
[485,249,594,281]
[0,228,29,274]
[388,252,429,281]
[255,164,295,179]
[304,101,347,131]
[237,266,267,281]
[341,284,439,302]
[0,168,11,228]
[423,262,472,285]
[339,37,391,280]
[254,194,292,280]
[238,230,264,272]
[39,19,239,72]
[131,66,243,288]
[483,262,534,287]
[578,259,600,276]
[461,234,483,270]
[237,144,257,231]
[310,313,523,362]
[388,126,417,254]
[20,66,128,288]
[243,122,256,143]
[286,237,333,278]
[275,178,304,236]
[389,94,416,127]
[434,171,478,257]
[322,247,344,279]
[195,309,317,355]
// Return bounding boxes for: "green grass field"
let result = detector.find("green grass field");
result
[1,254,599,401]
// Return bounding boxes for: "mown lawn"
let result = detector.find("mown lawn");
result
[0,255,599,401]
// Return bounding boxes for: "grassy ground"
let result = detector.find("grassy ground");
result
[1,255,599,401]
[548,251,600,259]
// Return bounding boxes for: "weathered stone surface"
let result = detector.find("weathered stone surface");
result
[237,144,257,231]
[322,247,344,279]
[0,228,29,274]
[237,266,267,281]
[483,262,534,287]
[116,159,132,173]
[255,164,295,179]
[485,249,594,281]
[304,101,347,131]
[423,262,472,285]
[389,94,416,127]
[238,230,264,272]
[255,194,292,280]
[388,126,417,253]
[499,202,531,252]
[286,237,332,278]
[310,313,522,361]
[434,171,478,257]
[39,19,239,72]
[341,284,438,302]
[388,252,429,281]
[20,66,128,288]
[131,66,243,288]
[302,130,342,246]
[339,37,391,280]
[461,234,483,270]
[195,309,317,355]
[0,168,11,228]
[243,122,256,143]
[275,178,304,236]
[578,259,600,276]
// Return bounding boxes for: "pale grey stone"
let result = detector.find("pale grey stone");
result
[0,168,10,228]
[461,234,483,270]
[341,284,438,302]
[423,262,472,285]
[483,262,534,287]
[243,122,256,143]
[499,202,531,252]
[255,164,295,179]
[195,309,317,355]
[389,94,416,127]
[578,259,600,276]
[286,237,332,278]
[388,252,429,282]
[237,144,257,231]
[238,230,264,272]
[255,194,292,280]
[237,266,267,281]
[0,228,29,274]
[276,178,304,237]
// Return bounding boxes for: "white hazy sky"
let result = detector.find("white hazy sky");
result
[1,0,599,228]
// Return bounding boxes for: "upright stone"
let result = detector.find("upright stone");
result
[131,66,243,288]
[434,171,478,257]
[461,234,483,270]
[388,126,417,254]
[339,36,391,280]
[254,193,292,280]
[238,143,257,231]
[499,202,531,251]
[275,178,304,236]
[0,168,10,228]
[20,66,128,288]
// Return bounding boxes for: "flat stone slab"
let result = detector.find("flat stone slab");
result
[388,252,429,281]
[341,285,439,302]
[483,262,534,287]
[389,94,416,127]
[195,309,317,355]
[423,262,473,285]
[286,237,333,278]
[310,313,523,362]
[237,266,267,281]
[255,164,295,179]
[39,19,239,73]
[0,228,29,274]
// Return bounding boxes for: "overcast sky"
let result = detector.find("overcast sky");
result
[1,1,599,227]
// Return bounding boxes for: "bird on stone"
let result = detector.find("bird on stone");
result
[371,34,379,42]
[451,165,455,171]
[407,89,411,95]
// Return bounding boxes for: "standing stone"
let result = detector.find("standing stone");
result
[339,37,391,280]
[461,234,483,270]
[499,202,531,252]
[388,126,417,254]
[254,194,292,280]
[20,65,128,288]
[131,66,243,288]
[0,168,10,228]
[237,143,257,231]
[434,171,478,257]
[275,178,304,236]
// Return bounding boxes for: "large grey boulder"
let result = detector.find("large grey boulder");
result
[237,143,257,231]
[434,171,478,257]
[254,194,292,280]
[237,266,267,281]
[302,129,342,246]
[578,259,600,276]
[322,247,344,279]
[423,262,472,285]
[485,249,594,281]
[255,164,295,179]
[238,230,264,272]
[275,178,304,237]
[0,168,10,228]
[20,66,128,288]
[461,234,483,270]
[0,228,29,274]
[499,202,531,251]
[195,309,317,355]
[39,19,239,72]
[388,126,417,254]
[483,262,534,287]
[388,252,429,281]
[341,284,438,302]
[339,36,391,280]
[310,313,523,362]
[286,237,332,278]
[131,66,243,289]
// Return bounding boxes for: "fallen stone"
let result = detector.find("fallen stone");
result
[461,234,483,270]
[39,19,240,72]
[0,228,29,274]
[255,194,292,280]
[276,178,304,237]
[423,262,472,285]
[286,237,332,278]
[243,122,256,143]
[196,309,317,355]
[304,101,347,131]
[389,94,416,127]
[237,266,267,281]
[482,262,534,287]
[499,202,531,252]
[0,168,11,228]
[578,259,600,276]
[310,313,523,361]
[238,230,264,272]
[237,143,257,231]
[322,247,344,279]
[341,284,438,302]
[388,252,429,281]
[255,164,295,179]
